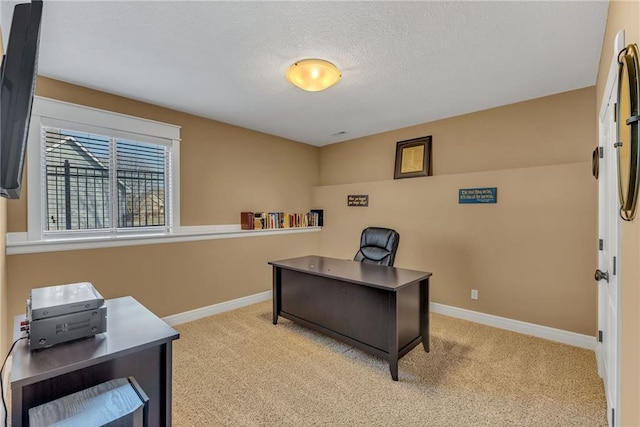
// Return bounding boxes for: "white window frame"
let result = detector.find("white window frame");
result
[6,96,320,255]
[27,96,181,241]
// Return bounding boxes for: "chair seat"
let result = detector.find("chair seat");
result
[358,246,393,262]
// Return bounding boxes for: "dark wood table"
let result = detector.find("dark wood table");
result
[11,296,179,426]
[269,255,432,381]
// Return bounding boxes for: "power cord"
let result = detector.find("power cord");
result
[0,336,27,427]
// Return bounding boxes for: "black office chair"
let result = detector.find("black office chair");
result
[353,227,400,267]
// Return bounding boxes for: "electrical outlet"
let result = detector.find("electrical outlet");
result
[471,289,478,300]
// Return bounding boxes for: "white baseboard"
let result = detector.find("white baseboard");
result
[430,302,596,351]
[162,290,272,326]
[595,342,604,379]
[161,291,596,351]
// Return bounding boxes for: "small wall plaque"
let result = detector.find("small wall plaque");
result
[348,195,369,207]
[459,187,497,204]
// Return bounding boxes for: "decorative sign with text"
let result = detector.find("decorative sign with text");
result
[459,187,497,204]
[347,195,369,207]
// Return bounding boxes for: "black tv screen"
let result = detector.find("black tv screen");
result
[0,0,43,199]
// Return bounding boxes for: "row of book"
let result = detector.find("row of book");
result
[240,210,323,230]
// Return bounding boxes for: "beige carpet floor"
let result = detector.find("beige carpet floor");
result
[172,301,607,426]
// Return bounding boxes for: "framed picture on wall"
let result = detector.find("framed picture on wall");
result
[393,135,432,179]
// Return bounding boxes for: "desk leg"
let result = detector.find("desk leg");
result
[389,291,399,381]
[420,278,430,353]
[11,385,23,427]
[163,342,174,427]
[272,267,281,325]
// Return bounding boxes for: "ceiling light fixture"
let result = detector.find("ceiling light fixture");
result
[286,59,341,92]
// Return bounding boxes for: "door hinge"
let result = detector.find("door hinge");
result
[599,146,604,158]
[614,103,617,122]
[599,239,604,250]
[613,256,617,275]
[598,330,603,342]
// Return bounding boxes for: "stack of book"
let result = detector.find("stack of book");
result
[240,211,322,230]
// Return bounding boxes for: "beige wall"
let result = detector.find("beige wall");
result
[321,88,595,185]
[0,199,6,356]
[7,233,318,319]
[314,162,595,335]
[3,8,633,420]
[7,77,320,231]
[596,2,640,426]
[0,32,6,357]
[316,88,597,335]
[5,78,321,328]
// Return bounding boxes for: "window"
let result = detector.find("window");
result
[44,128,168,233]
[27,97,180,241]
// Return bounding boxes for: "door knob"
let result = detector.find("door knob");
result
[595,269,609,283]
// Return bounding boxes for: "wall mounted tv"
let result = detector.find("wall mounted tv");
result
[0,0,43,199]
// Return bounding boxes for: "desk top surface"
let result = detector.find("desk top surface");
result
[269,255,431,291]
[11,296,179,388]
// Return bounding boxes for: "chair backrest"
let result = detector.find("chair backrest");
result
[353,227,400,267]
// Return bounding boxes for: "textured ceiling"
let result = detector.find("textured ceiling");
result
[1,1,609,146]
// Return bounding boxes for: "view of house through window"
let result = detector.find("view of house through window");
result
[44,127,168,232]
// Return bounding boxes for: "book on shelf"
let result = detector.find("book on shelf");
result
[310,209,323,227]
[254,216,263,229]
[240,210,323,230]
[240,212,254,230]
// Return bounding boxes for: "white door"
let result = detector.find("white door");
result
[597,30,623,426]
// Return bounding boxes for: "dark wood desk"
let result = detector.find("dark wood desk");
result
[269,255,432,381]
[11,296,179,426]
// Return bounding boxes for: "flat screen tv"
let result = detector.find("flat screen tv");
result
[0,0,43,199]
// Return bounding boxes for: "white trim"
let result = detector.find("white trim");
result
[170,139,180,231]
[41,117,173,148]
[27,113,43,241]
[430,302,596,350]
[596,30,624,427]
[599,30,625,121]
[26,96,182,243]
[163,290,272,326]
[32,97,181,140]
[6,226,322,255]
[596,344,604,380]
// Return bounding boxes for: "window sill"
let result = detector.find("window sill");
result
[6,225,322,255]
